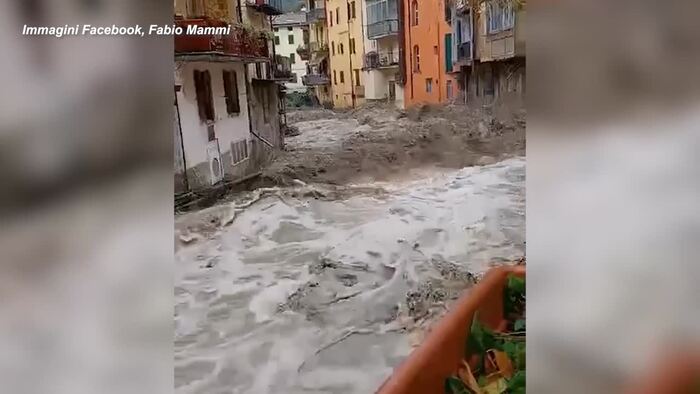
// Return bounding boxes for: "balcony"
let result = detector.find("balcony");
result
[310,42,328,54]
[457,41,472,61]
[296,43,310,61]
[366,19,399,39]
[273,69,296,81]
[246,0,284,15]
[302,74,331,86]
[306,7,326,23]
[174,18,270,60]
[363,51,400,70]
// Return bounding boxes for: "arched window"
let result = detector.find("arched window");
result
[413,45,420,72]
[411,0,418,26]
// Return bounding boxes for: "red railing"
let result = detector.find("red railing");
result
[174,17,269,59]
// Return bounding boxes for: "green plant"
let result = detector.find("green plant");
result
[447,274,526,393]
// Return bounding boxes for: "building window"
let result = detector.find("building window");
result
[289,53,295,63]
[502,2,515,29]
[434,45,438,55]
[413,45,420,72]
[351,1,356,18]
[336,7,339,24]
[354,69,360,86]
[288,27,293,31]
[222,70,240,115]
[274,35,280,45]
[339,43,344,54]
[411,0,418,26]
[288,34,294,44]
[340,71,345,83]
[329,11,333,26]
[347,2,351,19]
[350,38,355,54]
[274,27,279,32]
[230,139,249,165]
[426,78,433,93]
[193,69,214,123]
[487,1,513,33]
[445,0,452,22]
[332,41,335,55]
[334,70,337,84]
[186,0,206,18]
[446,80,453,99]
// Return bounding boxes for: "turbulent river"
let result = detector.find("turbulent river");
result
[175,157,525,394]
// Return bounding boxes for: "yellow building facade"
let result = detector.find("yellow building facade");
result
[326,0,365,108]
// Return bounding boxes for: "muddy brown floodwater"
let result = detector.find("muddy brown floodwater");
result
[263,103,525,187]
[175,104,525,394]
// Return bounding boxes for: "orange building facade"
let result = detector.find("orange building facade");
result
[402,0,458,107]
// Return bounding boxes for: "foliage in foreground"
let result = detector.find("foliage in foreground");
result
[446,274,525,394]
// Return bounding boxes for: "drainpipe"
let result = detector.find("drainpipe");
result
[406,0,414,101]
[397,0,406,87]
[346,0,356,107]
[436,0,442,102]
[174,87,189,192]
[236,0,243,23]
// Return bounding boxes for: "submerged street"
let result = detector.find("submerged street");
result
[174,105,525,394]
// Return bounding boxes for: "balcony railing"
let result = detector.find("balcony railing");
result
[174,18,269,59]
[367,19,399,39]
[306,7,326,23]
[309,42,328,54]
[457,41,472,61]
[363,51,400,70]
[297,44,310,60]
[302,74,331,86]
[246,0,284,15]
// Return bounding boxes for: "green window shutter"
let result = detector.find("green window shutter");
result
[445,33,452,72]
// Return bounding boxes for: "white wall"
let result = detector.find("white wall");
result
[362,36,401,101]
[175,62,250,171]
[274,25,308,91]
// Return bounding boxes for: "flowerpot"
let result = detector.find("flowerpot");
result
[376,265,525,394]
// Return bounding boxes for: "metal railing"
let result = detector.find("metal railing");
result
[302,74,331,85]
[457,41,472,61]
[367,19,399,39]
[174,18,269,59]
[363,51,400,69]
[309,41,328,53]
[306,7,326,23]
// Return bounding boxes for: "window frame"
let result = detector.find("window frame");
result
[193,69,215,123]
[222,70,240,116]
[340,70,345,83]
[411,0,418,26]
[413,45,420,72]
[288,34,294,44]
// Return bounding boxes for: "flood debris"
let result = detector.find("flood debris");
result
[261,102,525,188]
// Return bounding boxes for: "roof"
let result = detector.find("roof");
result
[272,12,307,26]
